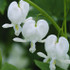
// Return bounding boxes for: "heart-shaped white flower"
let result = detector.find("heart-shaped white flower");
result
[37,34,70,70]
[8,0,29,23]
[45,35,69,59]
[22,18,49,41]
[8,1,22,24]
[13,17,49,53]
[2,0,29,36]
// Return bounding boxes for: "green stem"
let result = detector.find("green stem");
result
[64,0,67,38]
[24,0,61,32]
[35,13,41,27]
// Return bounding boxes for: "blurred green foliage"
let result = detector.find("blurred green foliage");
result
[0,0,7,14]
[0,49,2,69]
[1,63,18,70]
[30,0,70,21]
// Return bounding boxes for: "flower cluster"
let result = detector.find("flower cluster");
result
[2,0,70,70]
[2,0,49,53]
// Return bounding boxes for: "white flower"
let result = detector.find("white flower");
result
[13,17,49,53]
[37,35,70,70]
[7,44,29,69]
[2,0,29,36]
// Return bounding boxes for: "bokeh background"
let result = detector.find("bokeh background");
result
[0,0,70,70]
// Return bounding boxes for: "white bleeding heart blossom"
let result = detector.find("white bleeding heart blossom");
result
[37,35,70,70]
[13,17,49,53]
[2,0,29,36]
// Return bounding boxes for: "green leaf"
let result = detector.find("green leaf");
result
[35,60,49,70]
[1,63,18,70]
[35,60,64,70]
[0,0,7,14]
[0,49,2,69]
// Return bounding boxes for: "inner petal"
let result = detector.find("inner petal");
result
[29,41,36,53]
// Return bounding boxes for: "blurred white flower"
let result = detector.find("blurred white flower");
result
[37,35,70,70]
[2,0,29,36]
[13,17,49,53]
[7,44,29,69]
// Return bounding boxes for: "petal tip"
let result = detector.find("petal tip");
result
[2,24,8,28]
[29,47,36,53]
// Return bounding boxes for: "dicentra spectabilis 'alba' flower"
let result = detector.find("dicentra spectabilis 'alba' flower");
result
[37,35,70,70]
[13,17,49,53]
[2,0,29,36]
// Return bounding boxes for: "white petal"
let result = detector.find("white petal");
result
[59,54,70,64]
[37,52,47,58]
[29,41,36,53]
[19,0,29,19]
[43,58,49,63]
[37,52,49,63]
[8,1,22,23]
[13,24,21,36]
[22,19,41,41]
[2,23,13,28]
[38,39,46,43]
[13,37,27,42]
[56,37,69,59]
[45,35,57,46]
[59,37,69,53]
[60,60,70,64]
[56,60,69,70]
[45,35,57,58]
[22,19,35,41]
[49,58,56,70]
[14,31,20,36]
[37,19,49,39]
[25,17,33,22]
[56,54,69,70]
